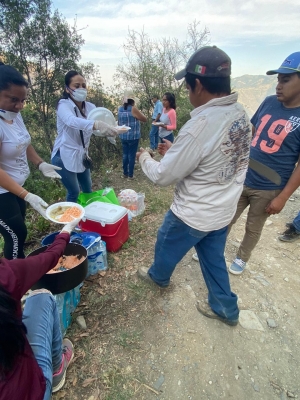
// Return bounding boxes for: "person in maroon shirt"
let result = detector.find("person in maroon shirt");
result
[0,218,80,400]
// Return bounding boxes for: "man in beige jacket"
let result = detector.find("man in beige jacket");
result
[136,46,252,326]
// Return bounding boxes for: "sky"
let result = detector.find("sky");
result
[52,0,299,87]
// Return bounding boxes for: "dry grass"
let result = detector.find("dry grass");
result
[52,157,174,400]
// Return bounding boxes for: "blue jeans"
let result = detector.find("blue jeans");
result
[149,122,159,150]
[52,151,92,203]
[23,293,62,400]
[148,210,239,321]
[292,211,300,233]
[121,139,139,178]
[160,133,174,143]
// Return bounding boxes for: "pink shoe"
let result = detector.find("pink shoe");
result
[52,338,74,393]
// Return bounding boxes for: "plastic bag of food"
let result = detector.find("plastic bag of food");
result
[118,189,145,217]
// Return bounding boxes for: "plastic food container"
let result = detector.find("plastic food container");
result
[79,202,129,252]
[118,189,145,217]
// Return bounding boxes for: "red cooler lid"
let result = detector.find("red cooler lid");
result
[83,202,128,226]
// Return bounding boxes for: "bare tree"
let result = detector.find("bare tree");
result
[114,21,210,134]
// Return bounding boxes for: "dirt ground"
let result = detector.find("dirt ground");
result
[52,162,300,400]
[132,196,300,400]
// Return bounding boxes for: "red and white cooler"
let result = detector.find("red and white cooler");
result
[79,202,129,252]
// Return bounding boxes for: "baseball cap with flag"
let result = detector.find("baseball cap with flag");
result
[174,46,231,81]
[266,52,300,75]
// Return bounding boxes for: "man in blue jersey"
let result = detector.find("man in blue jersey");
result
[228,52,300,274]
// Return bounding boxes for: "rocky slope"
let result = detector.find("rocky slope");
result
[232,74,277,117]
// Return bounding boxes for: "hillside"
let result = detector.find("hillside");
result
[232,74,277,117]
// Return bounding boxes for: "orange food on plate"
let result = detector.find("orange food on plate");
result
[58,206,82,222]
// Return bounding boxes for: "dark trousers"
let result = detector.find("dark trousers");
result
[0,192,27,259]
[160,133,174,143]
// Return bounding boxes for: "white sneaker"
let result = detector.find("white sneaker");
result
[192,253,199,261]
[229,257,246,275]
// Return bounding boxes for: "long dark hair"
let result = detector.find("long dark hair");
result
[0,285,27,379]
[56,70,84,110]
[0,62,28,92]
[123,98,135,110]
[164,92,176,110]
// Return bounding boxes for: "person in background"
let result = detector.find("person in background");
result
[149,95,163,150]
[52,70,118,203]
[137,46,251,327]
[158,92,177,143]
[0,217,80,400]
[226,52,300,274]
[0,63,62,259]
[118,94,147,179]
[278,211,300,242]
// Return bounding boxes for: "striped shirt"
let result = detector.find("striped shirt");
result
[118,105,141,140]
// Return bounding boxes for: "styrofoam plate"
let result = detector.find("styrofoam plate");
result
[152,122,164,126]
[116,125,131,133]
[46,202,85,224]
[87,107,116,126]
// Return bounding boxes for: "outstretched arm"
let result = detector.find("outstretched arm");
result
[138,128,204,187]
[0,233,70,300]
[131,106,147,122]
[57,101,94,132]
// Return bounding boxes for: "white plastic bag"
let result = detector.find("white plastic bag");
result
[118,189,145,217]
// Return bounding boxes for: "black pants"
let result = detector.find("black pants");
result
[0,192,27,259]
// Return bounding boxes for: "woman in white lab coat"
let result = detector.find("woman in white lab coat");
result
[52,70,117,202]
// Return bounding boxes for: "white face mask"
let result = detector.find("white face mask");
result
[68,87,87,102]
[0,109,18,121]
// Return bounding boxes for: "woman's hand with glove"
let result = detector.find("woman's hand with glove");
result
[60,217,82,234]
[24,193,48,218]
[93,120,118,137]
[38,162,62,179]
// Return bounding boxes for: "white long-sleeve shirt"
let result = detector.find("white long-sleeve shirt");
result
[139,93,252,231]
[51,98,96,173]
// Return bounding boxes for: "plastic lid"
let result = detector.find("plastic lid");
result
[70,232,100,249]
[119,189,137,196]
[87,107,116,126]
[83,202,128,225]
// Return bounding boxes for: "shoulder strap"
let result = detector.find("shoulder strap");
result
[74,107,85,149]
